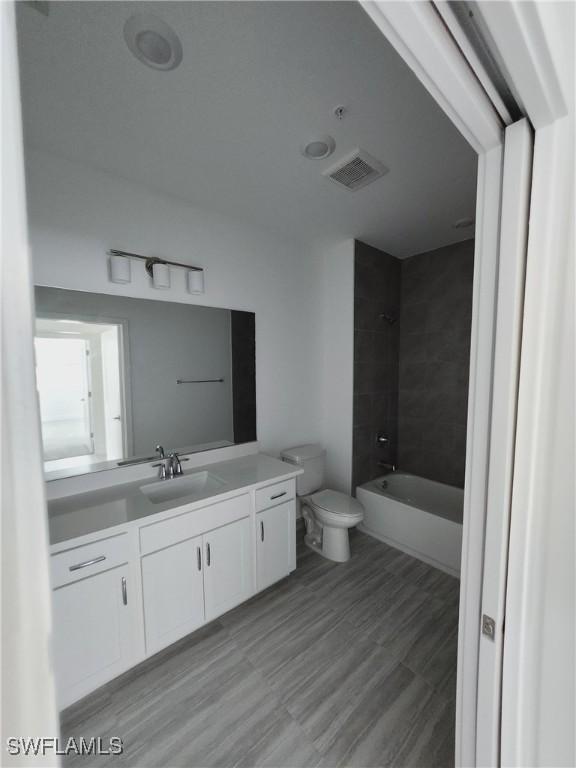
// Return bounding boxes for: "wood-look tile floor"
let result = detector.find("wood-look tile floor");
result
[61,530,459,768]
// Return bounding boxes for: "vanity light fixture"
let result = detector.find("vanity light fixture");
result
[108,249,205,293]
[109,252,132,284]
[151,261,170,290]
[187,269,205,294]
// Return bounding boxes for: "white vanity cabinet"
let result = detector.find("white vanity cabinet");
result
[203,516,252,621]
[50,534,135,708]
[141,535,205,656]
[141,516,252,654]
[140,493,253,655]
[256,483,297,591]
[49,458,299,708]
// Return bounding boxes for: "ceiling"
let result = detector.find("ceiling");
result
[16,1,477,257]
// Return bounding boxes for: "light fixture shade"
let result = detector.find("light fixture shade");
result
[152,262,170,289]
[187,269,205,294]
[109,254,131,284]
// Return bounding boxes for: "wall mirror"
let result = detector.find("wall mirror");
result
[35,287,256,480]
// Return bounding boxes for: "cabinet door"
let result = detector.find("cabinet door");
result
[256,500,295,591]
[52,564,132,708]
[141,536,204,656]
[203,517,252,621]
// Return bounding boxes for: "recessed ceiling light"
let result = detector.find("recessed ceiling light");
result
[301,136,336,160]
[453,217,474,229]
[124,14,183,71]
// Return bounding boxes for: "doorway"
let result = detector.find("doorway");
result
[35,318,127,473]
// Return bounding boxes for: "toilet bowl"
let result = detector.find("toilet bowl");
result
[301,490,364,562]
[281,443,364,563]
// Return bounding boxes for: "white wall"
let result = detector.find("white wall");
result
[26,149,323,472]
[316,238,355,493]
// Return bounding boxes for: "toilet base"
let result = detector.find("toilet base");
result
[304,528,351,563]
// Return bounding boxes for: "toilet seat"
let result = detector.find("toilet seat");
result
[310,489,364,521]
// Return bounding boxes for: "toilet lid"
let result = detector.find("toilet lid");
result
[310,489,364,517]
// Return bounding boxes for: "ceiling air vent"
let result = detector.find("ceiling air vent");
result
[323,148,388,191]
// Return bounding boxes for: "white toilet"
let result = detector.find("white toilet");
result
[281,443,364,563]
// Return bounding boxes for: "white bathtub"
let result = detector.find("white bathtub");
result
[356,473,463,577]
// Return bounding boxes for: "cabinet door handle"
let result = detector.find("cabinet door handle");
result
[197,546,202,571]
[260,521,265,542]
[270,491,287,500]
[206,542,211,567]
[121,576,127,605]
[69,555,106,571]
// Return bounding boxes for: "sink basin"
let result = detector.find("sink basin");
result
[140,471,227,505]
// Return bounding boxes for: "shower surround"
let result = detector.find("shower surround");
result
[398,240,474,487]
[353,239,474,491]
[353,241,401,490]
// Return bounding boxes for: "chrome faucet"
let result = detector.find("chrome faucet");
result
[378,461,397,473]
[169,452,184,476]
[152,444,167,479]
[152,445,189,481]
[152,459,167,480]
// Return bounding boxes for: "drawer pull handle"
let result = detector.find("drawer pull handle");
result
[121,576,128,605]
[270,491,287,500]
[69,555,106,572]
[206,542,211,567]
[260,521,265,542]
[197,546,202,571]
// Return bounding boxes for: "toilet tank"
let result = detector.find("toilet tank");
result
[281,443,325,495]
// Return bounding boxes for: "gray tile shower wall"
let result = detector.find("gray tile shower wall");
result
[398,239,474,488]
[231,310,257,444]
[353,241,401,490]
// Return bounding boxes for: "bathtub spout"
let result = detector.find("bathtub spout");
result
[377,462,396,473]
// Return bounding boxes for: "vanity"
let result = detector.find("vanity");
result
[34,285,298,709]
[48,451,302,709]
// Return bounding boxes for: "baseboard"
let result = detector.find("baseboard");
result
[357,523,460,579]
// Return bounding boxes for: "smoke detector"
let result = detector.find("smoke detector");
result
[323,148,388,191]
[124,14,183,71]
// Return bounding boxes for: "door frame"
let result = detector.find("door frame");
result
[361,2,570,765]
[35,309,133,462]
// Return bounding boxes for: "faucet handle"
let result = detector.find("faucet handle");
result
[169,451,185,476]
[155,444,165,459]
[152,461,167,480]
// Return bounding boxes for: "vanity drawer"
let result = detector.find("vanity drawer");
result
[139,493,251,556]
[51,534,129,589]
[255,479,295,512]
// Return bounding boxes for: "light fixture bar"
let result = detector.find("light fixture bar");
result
[108,249,203,274]
[176,378,224,384]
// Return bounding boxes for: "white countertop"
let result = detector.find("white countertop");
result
[48,453,302,547]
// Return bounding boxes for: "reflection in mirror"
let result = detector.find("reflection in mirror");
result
[35,287,256,479]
